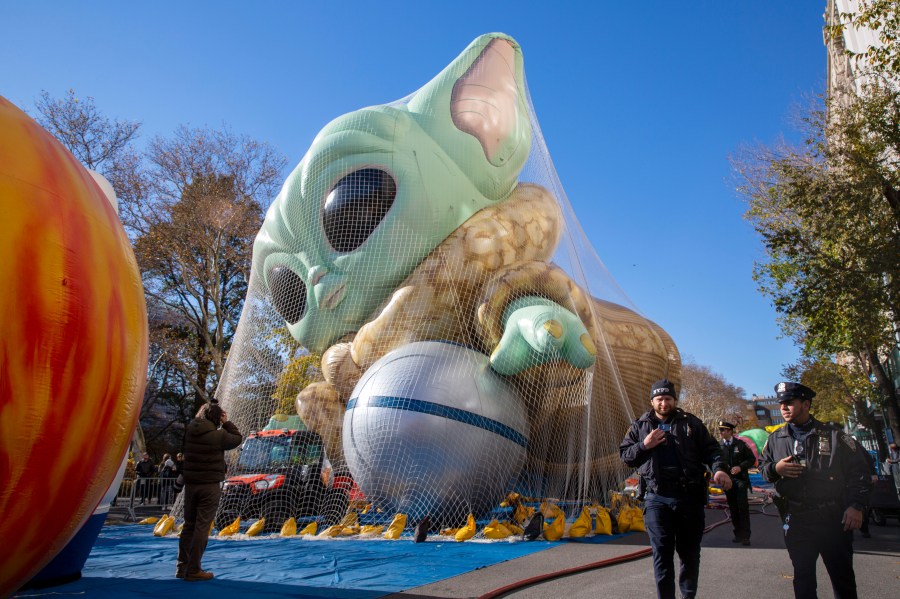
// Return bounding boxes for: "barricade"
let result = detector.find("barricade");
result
[111,476,180,521]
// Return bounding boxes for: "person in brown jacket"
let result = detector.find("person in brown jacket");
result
[176,400,242,581]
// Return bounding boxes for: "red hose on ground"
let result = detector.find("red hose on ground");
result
[477,513,733,599]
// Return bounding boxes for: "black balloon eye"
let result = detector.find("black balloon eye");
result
[268,266,307,324]
[323,168,397,252]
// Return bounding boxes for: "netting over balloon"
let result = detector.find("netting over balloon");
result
[184,33,680,536]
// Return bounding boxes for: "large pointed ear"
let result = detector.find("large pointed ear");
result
[406,33,531,201]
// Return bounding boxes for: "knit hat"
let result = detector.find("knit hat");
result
[650,379,677,400]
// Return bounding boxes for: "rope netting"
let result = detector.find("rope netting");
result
[174,33,680,537]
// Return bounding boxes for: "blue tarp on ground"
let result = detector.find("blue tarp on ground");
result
[14,524,628,599]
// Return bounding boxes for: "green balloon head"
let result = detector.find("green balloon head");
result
[253,33,532,352]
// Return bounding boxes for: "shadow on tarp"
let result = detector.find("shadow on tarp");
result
[13,524,626,598]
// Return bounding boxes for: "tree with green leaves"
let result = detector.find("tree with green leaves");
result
[733,85,900,449]
[826,0,900,78]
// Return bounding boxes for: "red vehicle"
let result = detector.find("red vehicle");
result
[215,429,354,531]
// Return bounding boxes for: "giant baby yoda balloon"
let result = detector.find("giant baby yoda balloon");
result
[222,33,679,523]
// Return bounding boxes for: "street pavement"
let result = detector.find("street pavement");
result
[389,506,900,599]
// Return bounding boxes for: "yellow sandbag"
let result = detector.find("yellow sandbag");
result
[339,511,359,527]
[384,513,407,540]
[505,522,524,535]
[483,519,512,539]
[246,518,266,537]
[361,503,371,514]
[218,516,241,536]
[280,517,297,537]
[360,525,384,536]
[299,521,318,536]
[440,527,459,536]
[540,501,563,519]
[594,506,612,535]
[318,525,343,537]
[138,516,159,525]
[339,525,360,536]
[209,521,215,536]
[544,513,565,541]
[153,515,174,537]
[628,507,646,532]
[174,522,184,534]
[454,513,476,542]
[568,507,592,538]
[617,508,633,533]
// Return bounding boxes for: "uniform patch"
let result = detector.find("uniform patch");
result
[838,434,857,452]
[818,436,831,456]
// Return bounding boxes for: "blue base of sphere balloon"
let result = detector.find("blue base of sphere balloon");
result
[22,511,107,589]
[344,341,528,524]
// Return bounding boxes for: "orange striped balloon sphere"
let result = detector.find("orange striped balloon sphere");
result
[0,97,148,596]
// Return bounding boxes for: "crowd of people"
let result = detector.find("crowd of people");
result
[129,450,185,505]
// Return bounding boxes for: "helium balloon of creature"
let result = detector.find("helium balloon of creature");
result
[220,33,680,526]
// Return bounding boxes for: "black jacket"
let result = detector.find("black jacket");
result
[183,417,243,485]
[620,408,726,498]
[759,419,871,510]
[135,459,156,478]
[720,437,755,482]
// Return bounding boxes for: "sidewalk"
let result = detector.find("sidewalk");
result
[390,507,900,599]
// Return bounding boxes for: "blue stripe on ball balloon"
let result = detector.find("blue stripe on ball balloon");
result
[347,395,528,449]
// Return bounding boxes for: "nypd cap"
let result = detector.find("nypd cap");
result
[718,420,735,430]
[774,381,816,403]
[650,379,677,400]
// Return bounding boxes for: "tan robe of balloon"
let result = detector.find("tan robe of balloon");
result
[297,181,680,480]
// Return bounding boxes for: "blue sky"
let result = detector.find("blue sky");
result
[1,1,828,397]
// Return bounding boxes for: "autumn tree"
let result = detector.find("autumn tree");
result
[679,361,747,434]
[32,90,148,228]
[134,125,287,414]
[34,90,288,445]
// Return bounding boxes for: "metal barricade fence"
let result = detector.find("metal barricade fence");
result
[111,476,180,521]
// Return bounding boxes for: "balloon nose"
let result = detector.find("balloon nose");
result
[268,266,307,324]
[314,274,347,311]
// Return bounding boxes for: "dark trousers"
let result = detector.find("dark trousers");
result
[177,483,222,575]
[644,492,706,599]
[137,477,152,503]
[725,479,751,541]
[783,506,857,599]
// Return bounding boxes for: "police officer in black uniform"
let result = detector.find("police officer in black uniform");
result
[759,382,872,599]
[718,420,755,545]
[620,379,732,599]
